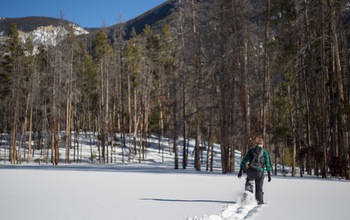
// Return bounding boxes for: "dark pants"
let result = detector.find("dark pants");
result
[245,173,265,204]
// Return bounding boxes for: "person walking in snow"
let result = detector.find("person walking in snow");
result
[238,136,272,205]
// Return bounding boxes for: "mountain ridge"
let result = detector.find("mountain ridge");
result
[0,0,177,36]
[0,16,77,34]
[0,0,177,50]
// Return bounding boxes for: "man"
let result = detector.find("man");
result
[238,136,272,205]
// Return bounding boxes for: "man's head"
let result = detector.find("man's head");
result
[255,136,264,146]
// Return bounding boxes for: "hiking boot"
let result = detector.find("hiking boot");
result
[245,179,254,193]
[257,200,264,205]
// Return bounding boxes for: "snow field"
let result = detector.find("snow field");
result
[1,164,350,220]
[0,165,236,220]
[1,133,350,220]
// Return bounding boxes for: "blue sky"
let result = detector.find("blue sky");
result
[1,0,168,28]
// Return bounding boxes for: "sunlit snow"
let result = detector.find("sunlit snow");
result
[0,133,349,220]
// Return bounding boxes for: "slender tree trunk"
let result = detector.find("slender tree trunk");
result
[127,75,133,161]
[52,64,59,165]
[65,55,73,164]
[173,97,179,169]
[19,95,30,163]
[182,86,187,168]
[27,99,33,163]
[133,90,140,160]
[234,0,250,157]
[10,76,20,164]
[263,0,271,138]
[105,62,110,163]
[178,1,188,169]
[191,0,202,171]
[100,62,106,163]
[120,70,126,162]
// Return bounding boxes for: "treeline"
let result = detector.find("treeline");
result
[1,0,350,178]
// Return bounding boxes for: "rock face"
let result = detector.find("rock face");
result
[18,24,89,52]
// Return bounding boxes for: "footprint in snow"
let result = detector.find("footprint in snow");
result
[187,191,264,220]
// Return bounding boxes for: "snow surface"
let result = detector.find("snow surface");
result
[1,134,350,220]
[1,164,349,220]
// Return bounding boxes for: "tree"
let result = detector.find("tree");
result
[4,24,23,164]
[125,27,142,162]
[92,29,113,163]
[23,37,35,163]
[159,24,178,169]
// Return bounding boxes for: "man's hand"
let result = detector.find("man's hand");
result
[238,169,242,178]
[268,171,271,182]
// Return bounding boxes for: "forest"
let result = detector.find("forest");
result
[1,0,350,178]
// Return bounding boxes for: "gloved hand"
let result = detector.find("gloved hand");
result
[238,169,243,178]
[268,171,271,182]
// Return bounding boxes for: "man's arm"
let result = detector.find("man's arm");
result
[238,149,251,178]
[264,150,272,182]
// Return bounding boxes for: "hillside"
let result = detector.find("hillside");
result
[0,16,89,53]
[0,16,73,34]
[122,0,177,37]
[0,0,177,50]
[0,0,177,36]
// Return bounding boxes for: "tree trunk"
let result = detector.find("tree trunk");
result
[27,99,33,163]
[10,76,20,164]
[173,97,179,169]
[263,0,271,138]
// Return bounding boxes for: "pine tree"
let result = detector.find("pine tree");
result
[4,24,23,164]
[125,27,142,161]
[92,29,113,163]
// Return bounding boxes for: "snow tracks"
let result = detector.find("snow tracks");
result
[187,192,264,220]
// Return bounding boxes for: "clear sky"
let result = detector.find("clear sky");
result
[1,0,168,28]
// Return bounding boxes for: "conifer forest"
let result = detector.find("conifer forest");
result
[1,0,350,178]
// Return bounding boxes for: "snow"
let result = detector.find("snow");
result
[17,23,89,53]
[1,134,350,220]
[70,23,89,35]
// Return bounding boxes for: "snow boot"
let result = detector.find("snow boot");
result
[245,178,254,193]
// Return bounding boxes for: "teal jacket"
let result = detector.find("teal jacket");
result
[240,146,272,172]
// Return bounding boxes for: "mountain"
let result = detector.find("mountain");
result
[0,16,90,53]
[0,16,76,34]
[0,0,177,50]
[121,0,177,37]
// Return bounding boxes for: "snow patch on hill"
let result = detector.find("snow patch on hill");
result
[16,23,89,53]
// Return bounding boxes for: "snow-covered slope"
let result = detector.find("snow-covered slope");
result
[0,133,349,220]
[0,17,89,53]
[0,163,349,220]
[18,23,89,53]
